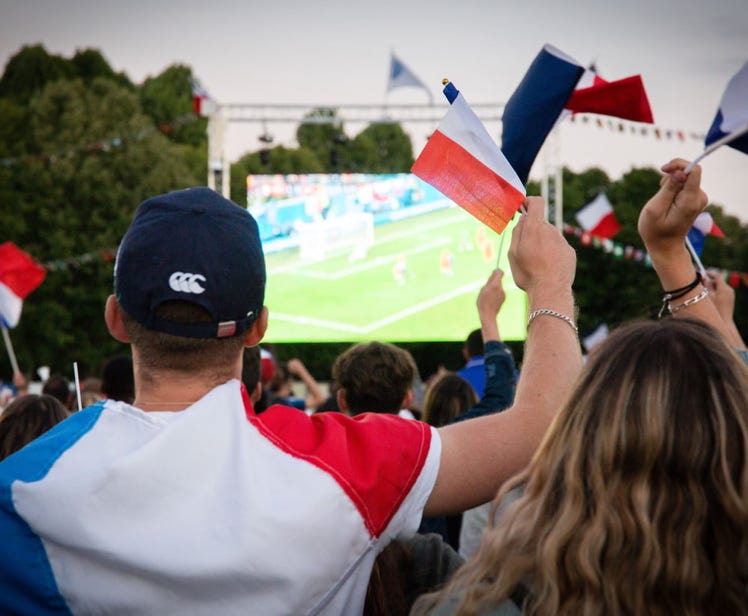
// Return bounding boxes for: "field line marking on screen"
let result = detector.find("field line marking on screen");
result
[359,280,485,332]
[266,313,367,334]
[269,278,521,334]
[285,238,453,281]
[266,209,470,276]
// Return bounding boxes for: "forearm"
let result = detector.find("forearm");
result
[478,309,500,343]
[426,286,581,515]
[648,244,730,335]
[300,372,326,408]
[512,286,581,422]
[452,342,515,422]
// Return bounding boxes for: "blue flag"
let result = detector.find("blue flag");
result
[501,44,584,184]
[705,60,748,156]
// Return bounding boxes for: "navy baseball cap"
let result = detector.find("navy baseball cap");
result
[114,187,266,339]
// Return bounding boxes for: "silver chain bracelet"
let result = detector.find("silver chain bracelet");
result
[527,309,579,334]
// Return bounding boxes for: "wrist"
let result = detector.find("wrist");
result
[647,245,695,290]
[526,286,575,313]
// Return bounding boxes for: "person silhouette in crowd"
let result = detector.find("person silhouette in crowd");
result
[0,394,69,461]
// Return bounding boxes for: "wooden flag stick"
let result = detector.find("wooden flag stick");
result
[685,236,708,280]
[1,325,20,375]
[73,362,82,411]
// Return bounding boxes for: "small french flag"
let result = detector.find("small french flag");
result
[0,242,46,328]
[412,82,525,234]
[705,60,748,156]
[687,212,725,257]
[575,193,621,239]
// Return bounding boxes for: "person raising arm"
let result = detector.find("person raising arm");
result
[425,196,582,515]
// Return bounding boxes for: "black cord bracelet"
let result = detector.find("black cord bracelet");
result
[663,272,702,301]
[658,272,703,318]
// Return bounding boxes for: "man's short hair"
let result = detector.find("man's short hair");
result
[464,328,484,358]
[332,341,417,414]
[121,301,246,375]
[42,375,72,407]
[101,355,135,404]
[241,346,262,393]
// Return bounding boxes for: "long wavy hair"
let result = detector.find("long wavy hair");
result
[414,318,748,615]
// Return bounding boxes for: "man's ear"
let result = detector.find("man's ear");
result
[401,389,414,410]
[105,295,131,343]
[336,389,349,412]
[243,306,268,347]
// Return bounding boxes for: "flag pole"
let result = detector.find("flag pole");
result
[73,361,82,411]
[684,121,748,173]
[1,325,20,375]
[685,236,709,280]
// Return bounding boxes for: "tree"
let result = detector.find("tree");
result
[1,77,200,377]
[296,108,341,163]
[70,49,133,89]
[349,122,414,172]
[0,44,74,105]
[229,146,324,205]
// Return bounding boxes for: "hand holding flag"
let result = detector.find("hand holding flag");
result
[412,81,526,234]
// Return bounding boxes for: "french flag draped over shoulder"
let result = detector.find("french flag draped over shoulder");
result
[687,212,725,257]
[502,44,585,185]
[575,193,621,239]
[704,60,748,156]
[0,242,46,328]
[412,82,525,234]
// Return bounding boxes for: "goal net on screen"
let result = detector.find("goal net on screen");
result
[297,212,375,261]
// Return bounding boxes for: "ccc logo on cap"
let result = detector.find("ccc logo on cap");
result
[169,272,206,294]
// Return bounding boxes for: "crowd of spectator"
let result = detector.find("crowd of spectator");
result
[0,159,746,615]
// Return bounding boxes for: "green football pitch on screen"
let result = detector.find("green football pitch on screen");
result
[261,206,527,343]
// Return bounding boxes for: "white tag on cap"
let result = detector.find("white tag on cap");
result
[217,321,237,338]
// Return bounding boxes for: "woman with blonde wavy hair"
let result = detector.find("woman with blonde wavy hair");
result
[413,317,748,616]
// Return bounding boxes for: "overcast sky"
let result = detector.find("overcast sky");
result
[2,0,747,222]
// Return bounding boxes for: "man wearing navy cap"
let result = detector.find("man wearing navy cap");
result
[0,188,581,615]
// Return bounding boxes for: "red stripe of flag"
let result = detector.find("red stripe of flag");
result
[412,131,524,234]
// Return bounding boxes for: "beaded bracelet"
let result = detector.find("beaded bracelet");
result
[527,309,579,334]
[668,287,709,314]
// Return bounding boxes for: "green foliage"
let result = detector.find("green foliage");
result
[0,44,74,104]
[0,98,28,156]
[349,123,414,172]
[229,146,324,204]
[296,108,341,160]
[140,64,206,147]
[0,63,201,379]
[70,49,133,89]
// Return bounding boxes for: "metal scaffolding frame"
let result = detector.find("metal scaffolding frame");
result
[207,101,563,228]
